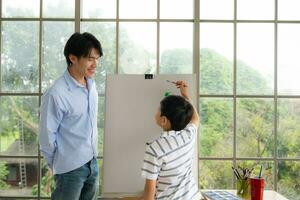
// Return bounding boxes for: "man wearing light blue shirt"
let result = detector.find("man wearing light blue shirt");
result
[39,32,103,200]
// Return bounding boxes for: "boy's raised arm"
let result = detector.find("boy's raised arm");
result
[175,80,200,128]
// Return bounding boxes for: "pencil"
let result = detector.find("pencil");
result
[258,165,263,178]
[166,80,176,84]
[232,166,241,179]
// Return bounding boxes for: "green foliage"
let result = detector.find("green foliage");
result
[237,60,270,94]
[160,48,192,74]
[0,162,9,189]
[200,99,233,157]
[199,161,232,189]
[32,168,55,196]
[200,49,233,94]
[199,48,299,198]
[2,21,39,92]
[236,99,274,157]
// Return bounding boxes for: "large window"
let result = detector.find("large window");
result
[199,1,300,199]
[0,0,299,199]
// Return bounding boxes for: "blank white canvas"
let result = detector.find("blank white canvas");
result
[103,74,198,197]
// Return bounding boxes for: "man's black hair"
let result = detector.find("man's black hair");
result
[64,32,103,67]
[160,95,193,131]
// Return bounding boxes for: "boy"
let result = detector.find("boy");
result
[141,80,200,200]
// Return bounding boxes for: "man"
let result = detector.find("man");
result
[39,32,103,200]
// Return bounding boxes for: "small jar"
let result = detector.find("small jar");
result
[237,178,251,200]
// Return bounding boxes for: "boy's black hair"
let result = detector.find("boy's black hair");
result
[64,32,103,67]
[160,95,193,131]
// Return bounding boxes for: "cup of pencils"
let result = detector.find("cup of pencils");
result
[232,166,253,200]
[250,165,264,200]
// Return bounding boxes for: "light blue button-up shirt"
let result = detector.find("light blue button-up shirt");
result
[39,70,98,174]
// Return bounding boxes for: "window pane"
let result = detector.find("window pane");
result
[81,22,116,94]
[2,0,39,18]
[1,22,39,93]
[160,23,193,74]
[278,161,300,200]
[160,0,193,19]
[97,96,105,156]
[119,22,156,74]
[199,160,232,189]
[39,160,54,197]
[278,99,300,158]
[0,96,39,156]
[278,0,300,20]
[237,0,274,20]
[42,22,74,92]
[43,0,74,18]
[200,23,233,95]
[200,0,234,20]
[237,23,274,95]
[236,99,274,158]
[236,161,274,189]
[278,24,300,95]
[119,0,156,19]
[82,0,116,18]
[199,98,233,157]
[0,159,38,196]
[98,159,103,196]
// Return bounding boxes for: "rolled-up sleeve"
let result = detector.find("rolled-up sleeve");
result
[39,93,63,169]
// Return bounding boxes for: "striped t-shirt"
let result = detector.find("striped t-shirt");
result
[141,123,199,200]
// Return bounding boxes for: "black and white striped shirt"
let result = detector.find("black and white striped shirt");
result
[141,123,199,200]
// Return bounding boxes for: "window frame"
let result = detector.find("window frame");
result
[0,0,299,199]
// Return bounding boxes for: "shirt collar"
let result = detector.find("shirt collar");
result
[161,130,178,138]
[63,69,94,91]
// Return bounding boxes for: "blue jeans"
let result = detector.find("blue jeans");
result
[51,158,99,200]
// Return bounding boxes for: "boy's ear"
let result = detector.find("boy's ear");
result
[161,116,171,130]
[161,116,168,126]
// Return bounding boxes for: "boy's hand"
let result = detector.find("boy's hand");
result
[175,81,189,100]
[175,80,200,127]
